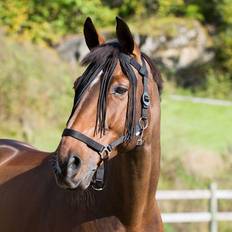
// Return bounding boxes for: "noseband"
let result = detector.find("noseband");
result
[62,54,150,190]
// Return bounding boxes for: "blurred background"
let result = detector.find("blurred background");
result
[0,0,231,231]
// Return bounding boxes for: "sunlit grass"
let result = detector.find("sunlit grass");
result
[161,95,232,156]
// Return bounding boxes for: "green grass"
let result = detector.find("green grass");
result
[0,33,75,151]
[30,127,63,152]
[159,95,232,190]
[161,95,232,156]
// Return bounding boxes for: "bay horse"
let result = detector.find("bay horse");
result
[0,17,163,232]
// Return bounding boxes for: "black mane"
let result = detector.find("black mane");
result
[69,41,162,140]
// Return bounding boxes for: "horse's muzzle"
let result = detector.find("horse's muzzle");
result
[52,154,94,190]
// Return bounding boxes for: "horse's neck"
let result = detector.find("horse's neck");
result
[103,140,160,227]
[53,133,161,230]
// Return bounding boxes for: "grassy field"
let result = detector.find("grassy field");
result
[161,95,232,155]
[0,33,74,149]
[159,95,232,190]
[159,96,232,232]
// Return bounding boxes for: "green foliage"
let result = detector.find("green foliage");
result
[186,0,232,79]
[219,0,232,25]
[0,0,116,44]
[0,33,74,147]
[158,0,185,17]
[117,0,144,17]
[184,4,203,21]
[183,0,223,24]
[202,70,232,100]
[217,30,232,69]
[157,0,202,20]
[216,2,232,82]
[155,0,232,98]
[102,0,159,17]
[131,16,195,38]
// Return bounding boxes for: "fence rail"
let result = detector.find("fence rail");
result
[156,183,232,232]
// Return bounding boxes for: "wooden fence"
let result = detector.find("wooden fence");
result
[156,183,232,232]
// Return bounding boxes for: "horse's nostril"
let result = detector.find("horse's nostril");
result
[69,155,81,171]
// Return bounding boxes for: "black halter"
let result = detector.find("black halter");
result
[62,54,150,190]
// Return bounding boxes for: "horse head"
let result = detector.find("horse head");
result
[54,17,162,191]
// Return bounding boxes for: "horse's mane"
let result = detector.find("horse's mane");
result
[141,52,163,94]
[70,41,162,140]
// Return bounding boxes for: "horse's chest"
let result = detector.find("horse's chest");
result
[77,216,126,232]
[33,215,126,232]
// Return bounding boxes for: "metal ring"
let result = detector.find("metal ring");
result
[99,147,110,161]
[139,117,148,130]
[91,183,104,191]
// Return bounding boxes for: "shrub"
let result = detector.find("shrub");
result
[0,0,116,45]
[0,33,74,143]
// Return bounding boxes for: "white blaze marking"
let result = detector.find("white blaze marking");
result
[68,70,102,128]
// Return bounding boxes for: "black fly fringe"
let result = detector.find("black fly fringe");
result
[95,56,117,136]
[67,62,102,123]
[119,57,137,141]
[67,41,162,141]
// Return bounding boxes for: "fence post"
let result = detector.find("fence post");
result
[210,183,218,232]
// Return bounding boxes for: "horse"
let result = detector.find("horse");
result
[0,17,163,232]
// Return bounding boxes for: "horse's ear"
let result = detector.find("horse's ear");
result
[84,17,105,50]
[116,16,140,58]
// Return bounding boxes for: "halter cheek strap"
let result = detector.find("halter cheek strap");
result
[124,55,150,145]
[62,55,150,191]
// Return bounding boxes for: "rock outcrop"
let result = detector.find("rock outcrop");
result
[137,21,213,71]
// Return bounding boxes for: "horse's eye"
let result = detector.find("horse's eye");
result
[113,86,128,95]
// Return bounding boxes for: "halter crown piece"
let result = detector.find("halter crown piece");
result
[62,54,150,191]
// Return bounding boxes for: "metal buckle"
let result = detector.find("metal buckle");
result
[91,180,104,191]
[136,117,149,146]
[136,128,144,146]
[137,137,144,146]
[99,145,111,161]
[139,117,148,130]
[141,93,150,108]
